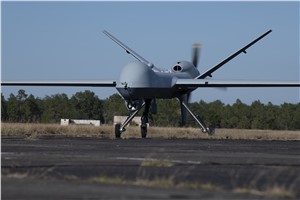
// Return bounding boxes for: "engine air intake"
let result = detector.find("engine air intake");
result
[173,65,182,72]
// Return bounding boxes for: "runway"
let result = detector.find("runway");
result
[2,137,300,199]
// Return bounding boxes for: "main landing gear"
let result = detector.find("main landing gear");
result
[115,99,151,139]
[114,97,214,138]
[180,100,215,135]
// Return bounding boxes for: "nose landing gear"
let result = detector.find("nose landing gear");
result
[115,99,152,139]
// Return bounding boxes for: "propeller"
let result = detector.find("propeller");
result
[189,42,201,103]
[180,43,201,126]
[192,43,201,68]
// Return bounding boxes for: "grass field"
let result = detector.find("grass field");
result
[1,123,300,140]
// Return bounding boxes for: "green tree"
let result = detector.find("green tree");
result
[250,100,265,129]
[2,89,299,130]
[42,93,73,123]
[229,99,250,129]
[103,93,128,124]
[220,104,231,128]
[7,94,20,122]
[153,99,181,126]
[278,103,295,130]
[71,90,104,122]
[16,89,28,122]
[1,93,8,121]
[291,104,300,130]
[206,100,224,128]
[24,94,42,122]
[264,102,280,130]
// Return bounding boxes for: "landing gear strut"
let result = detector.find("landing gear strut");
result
[115,102,145,138]
[114,99,152,138]
[180,100,215,135]
[140,99,151,138]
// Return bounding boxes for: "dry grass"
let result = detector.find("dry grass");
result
[135,177,176,188]
[88,175,220,191]
[6,172,29,179]
[89,176,126,185]
[233,185,296,198]
[140,159,174,167]
[1,123,300,140]
[139,127,300,140]
[87,173,297,198]
[1,123,114,139]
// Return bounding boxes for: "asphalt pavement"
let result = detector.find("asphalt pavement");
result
[2,136,300,199]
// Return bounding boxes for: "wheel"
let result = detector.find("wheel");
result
[207,126,215,136]
[141,124,147,138]
[115,123,122,138]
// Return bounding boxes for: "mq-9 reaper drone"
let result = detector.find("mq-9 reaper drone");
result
[2,29,300,138]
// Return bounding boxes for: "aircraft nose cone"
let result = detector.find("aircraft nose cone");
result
[119,61,153,87]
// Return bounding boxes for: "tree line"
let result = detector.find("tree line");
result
[1,89,300,130]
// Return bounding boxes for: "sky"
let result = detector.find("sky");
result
[1,1,299,105]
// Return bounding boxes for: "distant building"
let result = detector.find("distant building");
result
[113,116,144,127]
[61,119,100,126]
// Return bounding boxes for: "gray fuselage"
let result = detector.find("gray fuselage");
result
[116,60,200,100]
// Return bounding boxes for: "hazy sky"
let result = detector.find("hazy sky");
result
[1,1,299,105]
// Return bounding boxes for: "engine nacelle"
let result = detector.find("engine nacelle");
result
[171,61,200,77]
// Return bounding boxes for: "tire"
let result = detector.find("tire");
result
[115,124,122,138]
[208,126,215,136]
[141,124,147,138]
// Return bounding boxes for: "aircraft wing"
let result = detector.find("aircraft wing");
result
[196,29,272,79]
[103,30,154,68]
[175,79,300,88]
[1,80,117,87]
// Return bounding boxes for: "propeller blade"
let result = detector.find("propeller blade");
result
[192,43,201,68]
